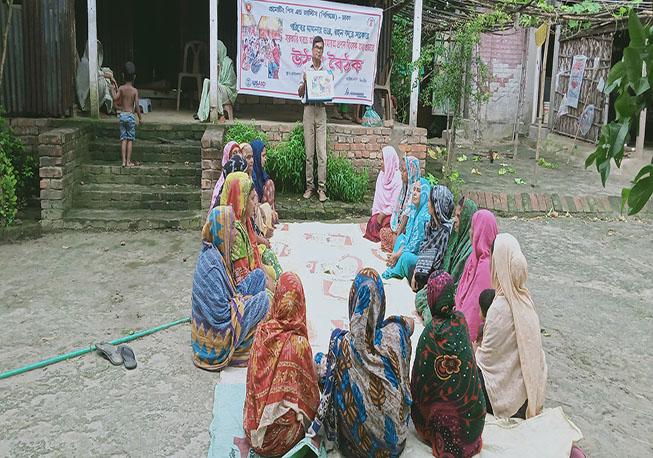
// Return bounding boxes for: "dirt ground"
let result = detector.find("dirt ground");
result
[428,133,653,201]
[1,216,651,457]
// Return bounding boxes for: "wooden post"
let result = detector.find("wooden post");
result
[635,61,647,157]
[535,21,550,161]
[547,24,561,130]
[209,0,219,122]
[409,0,422,128]
[0,0,15,90]
[87,0,99,119]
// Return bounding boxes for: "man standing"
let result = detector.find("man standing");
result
[298,36,330,202]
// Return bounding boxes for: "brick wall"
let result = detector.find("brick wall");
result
[200,126,224,211]
[479,28,526,125]
[38,126,90,229]
[8,117,53,158]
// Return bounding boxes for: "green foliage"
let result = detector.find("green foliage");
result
[326,153,368,203]
[390,17,413,124]
[266,123,368,203]
[0,148,18,227]
[538,158,558,169]
[585,11,652,215]
[441,165,464,203]
[425,173,439,186]
[0,109,30,227]
[224,120,268,145]
[266,123,306,193]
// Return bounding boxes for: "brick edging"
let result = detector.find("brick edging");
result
[461,190,648,216]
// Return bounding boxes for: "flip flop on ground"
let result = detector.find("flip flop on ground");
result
[95,343,123,366]
[118,345,137,370]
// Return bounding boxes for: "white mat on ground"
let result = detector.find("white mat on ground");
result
[208,222,583,458]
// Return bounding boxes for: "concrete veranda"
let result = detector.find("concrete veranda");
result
[0,216,651,457]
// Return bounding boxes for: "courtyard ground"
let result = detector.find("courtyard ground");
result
[0,215,651,457]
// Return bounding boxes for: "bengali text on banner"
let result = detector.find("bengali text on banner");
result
[237,0,383,104]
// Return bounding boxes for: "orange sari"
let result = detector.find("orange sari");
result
[243,272,319,456]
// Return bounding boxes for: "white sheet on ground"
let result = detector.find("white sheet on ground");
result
[208,222,583,458]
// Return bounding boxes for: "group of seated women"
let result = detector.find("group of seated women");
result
[191,139,281,371]
[189,142,573,457]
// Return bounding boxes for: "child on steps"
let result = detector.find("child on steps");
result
[111,61,143,167]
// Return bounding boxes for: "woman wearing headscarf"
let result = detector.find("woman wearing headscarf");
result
[454,209,498,342]
[476,233,547,419]
[383,156,420,249]
[243,272,320,456]
[443,197,478,289]
[411,270,486,458]
[363,146,402,243]
[250,139,278,225]
[198,40,237,122]
[382,177,431,280]
[410,185,454,293]
[75,40,117,113]
[220,172,281,287]
[213,154,248,206]
[209,141,242,212]
[309,268,414,457]
[191,206,270,371]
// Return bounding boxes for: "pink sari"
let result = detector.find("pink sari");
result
[209,141,240,211]
[454,210,498,341]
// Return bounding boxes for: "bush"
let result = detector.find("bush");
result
[224,120,268,145]
[266,123,306,193]
[267,123,368,202]
[0,150,18,227]
[326,153,368,203]
[0,109,30,227]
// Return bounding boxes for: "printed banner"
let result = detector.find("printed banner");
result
[237,0,383,104]
[566,54,586,109]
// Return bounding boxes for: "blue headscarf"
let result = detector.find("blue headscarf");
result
[250,139,270,201]
[403,178,431,255]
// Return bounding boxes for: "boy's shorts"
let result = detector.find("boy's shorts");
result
[119,112,136,140]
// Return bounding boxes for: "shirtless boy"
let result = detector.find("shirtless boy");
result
[110,62,142,167]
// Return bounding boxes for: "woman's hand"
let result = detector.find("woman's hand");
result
[376,213,386,226]
[386,251,400,267]
[411,273,418,292]
[263,237,271,249]
[403,316,415,336]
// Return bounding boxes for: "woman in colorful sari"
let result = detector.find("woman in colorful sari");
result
[250,139,278,225]
[454,209,498,342]
[243,272,320,456]
[382,177,431,280]
[410,185,454,293]
[309,268,414,457]
[198,40,237,123]
[381,156,420,250]
[214,154,248,205]
[411,270,486,458]
[220,172,281,287]
[363,146,402,243]
[191,206,270,371]
[442,197,478,289]
[476,233,547,419]
[209,141,242,212]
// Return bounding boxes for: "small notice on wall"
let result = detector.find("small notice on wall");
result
[535,23,547,47]
[566,55,587,109]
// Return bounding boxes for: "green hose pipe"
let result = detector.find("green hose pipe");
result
[0,317,190,380]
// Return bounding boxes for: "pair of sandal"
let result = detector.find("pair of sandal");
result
[96,343,137,369]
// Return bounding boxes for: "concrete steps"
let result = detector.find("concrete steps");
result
[63,208,204,230]
[87,139,200,164]
[63,123,206,230]
[74,184,201,210]
[80,163,201,186]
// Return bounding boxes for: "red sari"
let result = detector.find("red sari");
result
[243,272,319,456]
